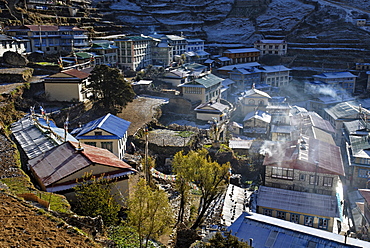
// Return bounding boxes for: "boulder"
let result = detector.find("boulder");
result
[3,51,28,66]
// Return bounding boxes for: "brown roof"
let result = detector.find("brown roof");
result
[263,136,345,176]
[28,141,135,188]
[359,189,370,204]
[24,25,59,31]
[62,69,90,79]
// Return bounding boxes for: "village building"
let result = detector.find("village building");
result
[71,113,131,160]
[194,101,230,122]
[263,135,345,197]
[165,34,187,56]
[254,39,288,56]
[216,62,260,75]
[28,141,136,205]
[162,68,189,87]
[178,73,223,103]
[229,66,262,92]
[342,117,370,188]
[242,109,271,138]
[254,186,342,232]
[324,101,370,145]
[89,40,118,66]
[5,25,89,54]
[0,34,27,56]
[11,115,77,161]
[114,35,153,71]
[237,87,271,118]
[43,68,91,102]
[222,48,260,64]
[313,71,357,93]
[152,38,173,67]
[260,65,292,87]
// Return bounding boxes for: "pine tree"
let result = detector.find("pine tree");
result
[87,65,135,111]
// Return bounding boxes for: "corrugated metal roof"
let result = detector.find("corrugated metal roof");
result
[193,73,223,88]
[11,116,77,160]
[62,69,90,79]
[263,136,345,176]
[28,141,135,188]
[257,186,340,218]
[243,110,271,123]
[242,88,271,98]
[313,71,357,79]
[224,48,260,53]
[325,101,370,120]
[72,113,131,139]
[228,212,368,248]
[359,189,370,205]
[195,101,228,112]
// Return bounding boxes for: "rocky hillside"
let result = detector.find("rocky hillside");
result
[2,0,370,72]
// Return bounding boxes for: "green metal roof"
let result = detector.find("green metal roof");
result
[193,73,223,88]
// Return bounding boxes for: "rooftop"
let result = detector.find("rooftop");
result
[72,113,131,139]
[256,186,340,218]
[228,211,368,248]
[263,136,345,176]
[28,141,135,190]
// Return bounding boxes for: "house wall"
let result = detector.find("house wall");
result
[62,176,130,206]
[243,118,268,128]
[58,164,119,184]
[352,164,370,189]
[257,206,335,232]
[239,95,268,116]
[45,82,83,102]
[196,112,222,122]
[265,166,341,197]
[223,51,260,64]
[262,70,290,87]
[254,41,287,56]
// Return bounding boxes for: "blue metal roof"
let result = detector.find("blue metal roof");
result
[227,212,369,248]
[72,113,131,139]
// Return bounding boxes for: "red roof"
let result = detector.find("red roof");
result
[263,137,345,176]
[28,141,135,187]
[359,189,370,205]
[62,69,90,79]
[69,141,132,169]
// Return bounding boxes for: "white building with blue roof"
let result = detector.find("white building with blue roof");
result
[71,113,131,160]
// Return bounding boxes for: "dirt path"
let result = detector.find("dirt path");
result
[116,95,168,136]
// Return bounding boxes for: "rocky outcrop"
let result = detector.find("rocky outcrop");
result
[3,51,29,67]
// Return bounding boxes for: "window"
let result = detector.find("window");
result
[85,142,96,147]
[101,142,113,153]
[307,241,317,248]
[309,175,319,185]
[299,174,306,181]
[94,131,102,136]
[304,216,314,227]
[323,177,333,187]
[248,99,255,105]
[271,167,294,180]
[359,169,370,178]
[263,208,272,216]
[290,214,300,223]
[318,218,328,230]
[276,211,286,220]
